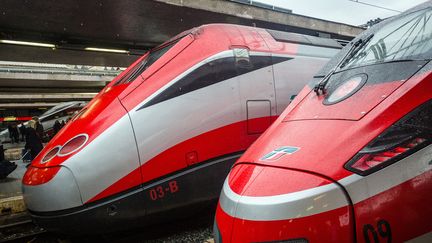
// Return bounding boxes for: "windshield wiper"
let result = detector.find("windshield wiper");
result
[377,58,429,64]
[314,34,374,96]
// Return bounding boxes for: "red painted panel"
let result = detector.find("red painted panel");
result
[216,203,353,243]
[22,166,61,186]
[227,163,264,196]
[237,72,432,181]
[354,170,432,242]
[229,164,332,197]
[285,81,404,121]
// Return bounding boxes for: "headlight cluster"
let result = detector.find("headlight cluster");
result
[41,134,89,164]
[345,100,432,176]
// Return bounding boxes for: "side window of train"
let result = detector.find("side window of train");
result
[138,51,275,110]
[138,56,237,109]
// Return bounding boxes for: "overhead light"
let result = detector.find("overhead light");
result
[85,47,129,54]
[0,39,56,48]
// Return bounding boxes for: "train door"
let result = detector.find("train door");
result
[235,48,276,141]
[128,49,244,216]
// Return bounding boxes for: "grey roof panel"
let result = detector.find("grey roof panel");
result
[266,29,342,49]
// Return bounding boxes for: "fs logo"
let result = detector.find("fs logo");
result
[260,146,299,162]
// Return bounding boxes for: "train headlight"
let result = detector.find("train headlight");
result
[345,100,432,176]
[41,146,61,163]
[58,134,89,156]
[324,74,367,105]
[22,166,61,185]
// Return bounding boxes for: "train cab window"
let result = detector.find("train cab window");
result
[114,40,179,86]
[342,8,432,70]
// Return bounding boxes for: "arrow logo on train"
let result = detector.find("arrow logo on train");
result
[260,146,299,162]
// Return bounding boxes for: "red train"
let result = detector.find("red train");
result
[215,4,432,243]
[21,24,340,234]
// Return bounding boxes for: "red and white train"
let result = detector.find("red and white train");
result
[215,4,432,243]
[21,24,340,234]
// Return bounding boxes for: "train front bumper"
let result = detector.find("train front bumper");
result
[22,166,82,212]
[215,164,354,242]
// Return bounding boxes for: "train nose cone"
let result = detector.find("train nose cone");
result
[216,164,354,242]
[22,166,82,212]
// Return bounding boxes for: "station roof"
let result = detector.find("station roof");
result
[0,0,364,53]
[0,0,365,110]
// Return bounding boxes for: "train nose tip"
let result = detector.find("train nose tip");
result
[22,166,82,212]
[220,176,345,221]
[216,164,353,242]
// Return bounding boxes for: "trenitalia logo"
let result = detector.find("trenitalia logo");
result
[260,146,299,161]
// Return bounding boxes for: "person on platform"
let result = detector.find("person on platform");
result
[19,122,26,142]
[10,123,19,144]
[25,120,43,161]
[7,125,13,144]
[53,120,61,136]
[33,117,44,142]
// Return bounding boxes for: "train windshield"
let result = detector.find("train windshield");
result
[342,8,432,70]
[114,40,179,85]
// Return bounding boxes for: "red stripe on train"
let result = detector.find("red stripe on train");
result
[354,169,432,242]
[87,116,277,203]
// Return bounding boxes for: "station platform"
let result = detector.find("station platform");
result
[0,159,26,199]
[2,142,25,161]
[1,143,28,218]
[0,159,27,216]
[1,142,25,150]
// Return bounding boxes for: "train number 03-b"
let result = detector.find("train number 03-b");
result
[363,219,392,243]
[149,181,179,201]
